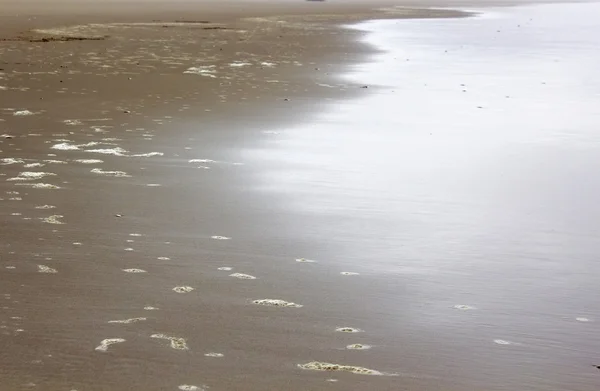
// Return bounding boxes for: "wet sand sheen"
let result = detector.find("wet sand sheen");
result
[2,1,599,391]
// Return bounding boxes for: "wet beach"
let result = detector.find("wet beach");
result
[2,1,600,390]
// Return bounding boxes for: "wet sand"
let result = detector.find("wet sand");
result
[2,0,599,390]
[1,2,470,390]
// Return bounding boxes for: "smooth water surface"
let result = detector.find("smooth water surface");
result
[248,3,600,390]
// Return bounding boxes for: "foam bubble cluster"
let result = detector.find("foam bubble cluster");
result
[453,305,476,310]
[151,334,189,350]
[298,361,382,375]
[123,268,147,273]
[37,265,57,273]
[42,215,64,224]
[173,286,194,293]
[336,327,362,333]
[95,338,126,352]
[108,317,146,324]
[252,299,303,308]
[229,273,256,280]
[179,386,203,391]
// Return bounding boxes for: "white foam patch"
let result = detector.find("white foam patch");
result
[85,147,128,156]
[252,299,303,308]
[493,339,513,345]
[173,286,194,293]
[453,305,476,310]
[230,61,251,67]
[35,205,56,209]
[14,110,35,116]
[95,338,126,352]
[211,236,231,240]
[51,143,80,151]
[336,327,362,333]
[37,265,57,273]
[74,159,104,164]
[1,158,25,165]
[184,66,217,77]
[204,352,224,357]
[16,183,60,189]
[340,272,359,276]
[298,362,383,376]
[24,163,45,168]
[261,62,276,67]
[229,273,256,280]
[189,159,217,163]
[123,268,146,273]
[296,258,317,263]
[144,306,159,311]
[63,119,83,125]
[108,317,146,324]
[7,172,56,181]
[42,215,64,224]
[218,267,233,271]
[130,152,163,157]
[151,334,189,350]
[91,168,131,177]
[43,160,67,164]
[157,257,170,260]
[576,317,591,322]
[179,385,203,391]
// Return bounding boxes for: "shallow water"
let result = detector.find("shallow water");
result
[247,2,600,390]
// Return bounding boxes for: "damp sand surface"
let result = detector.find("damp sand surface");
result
[1,1,599,391]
